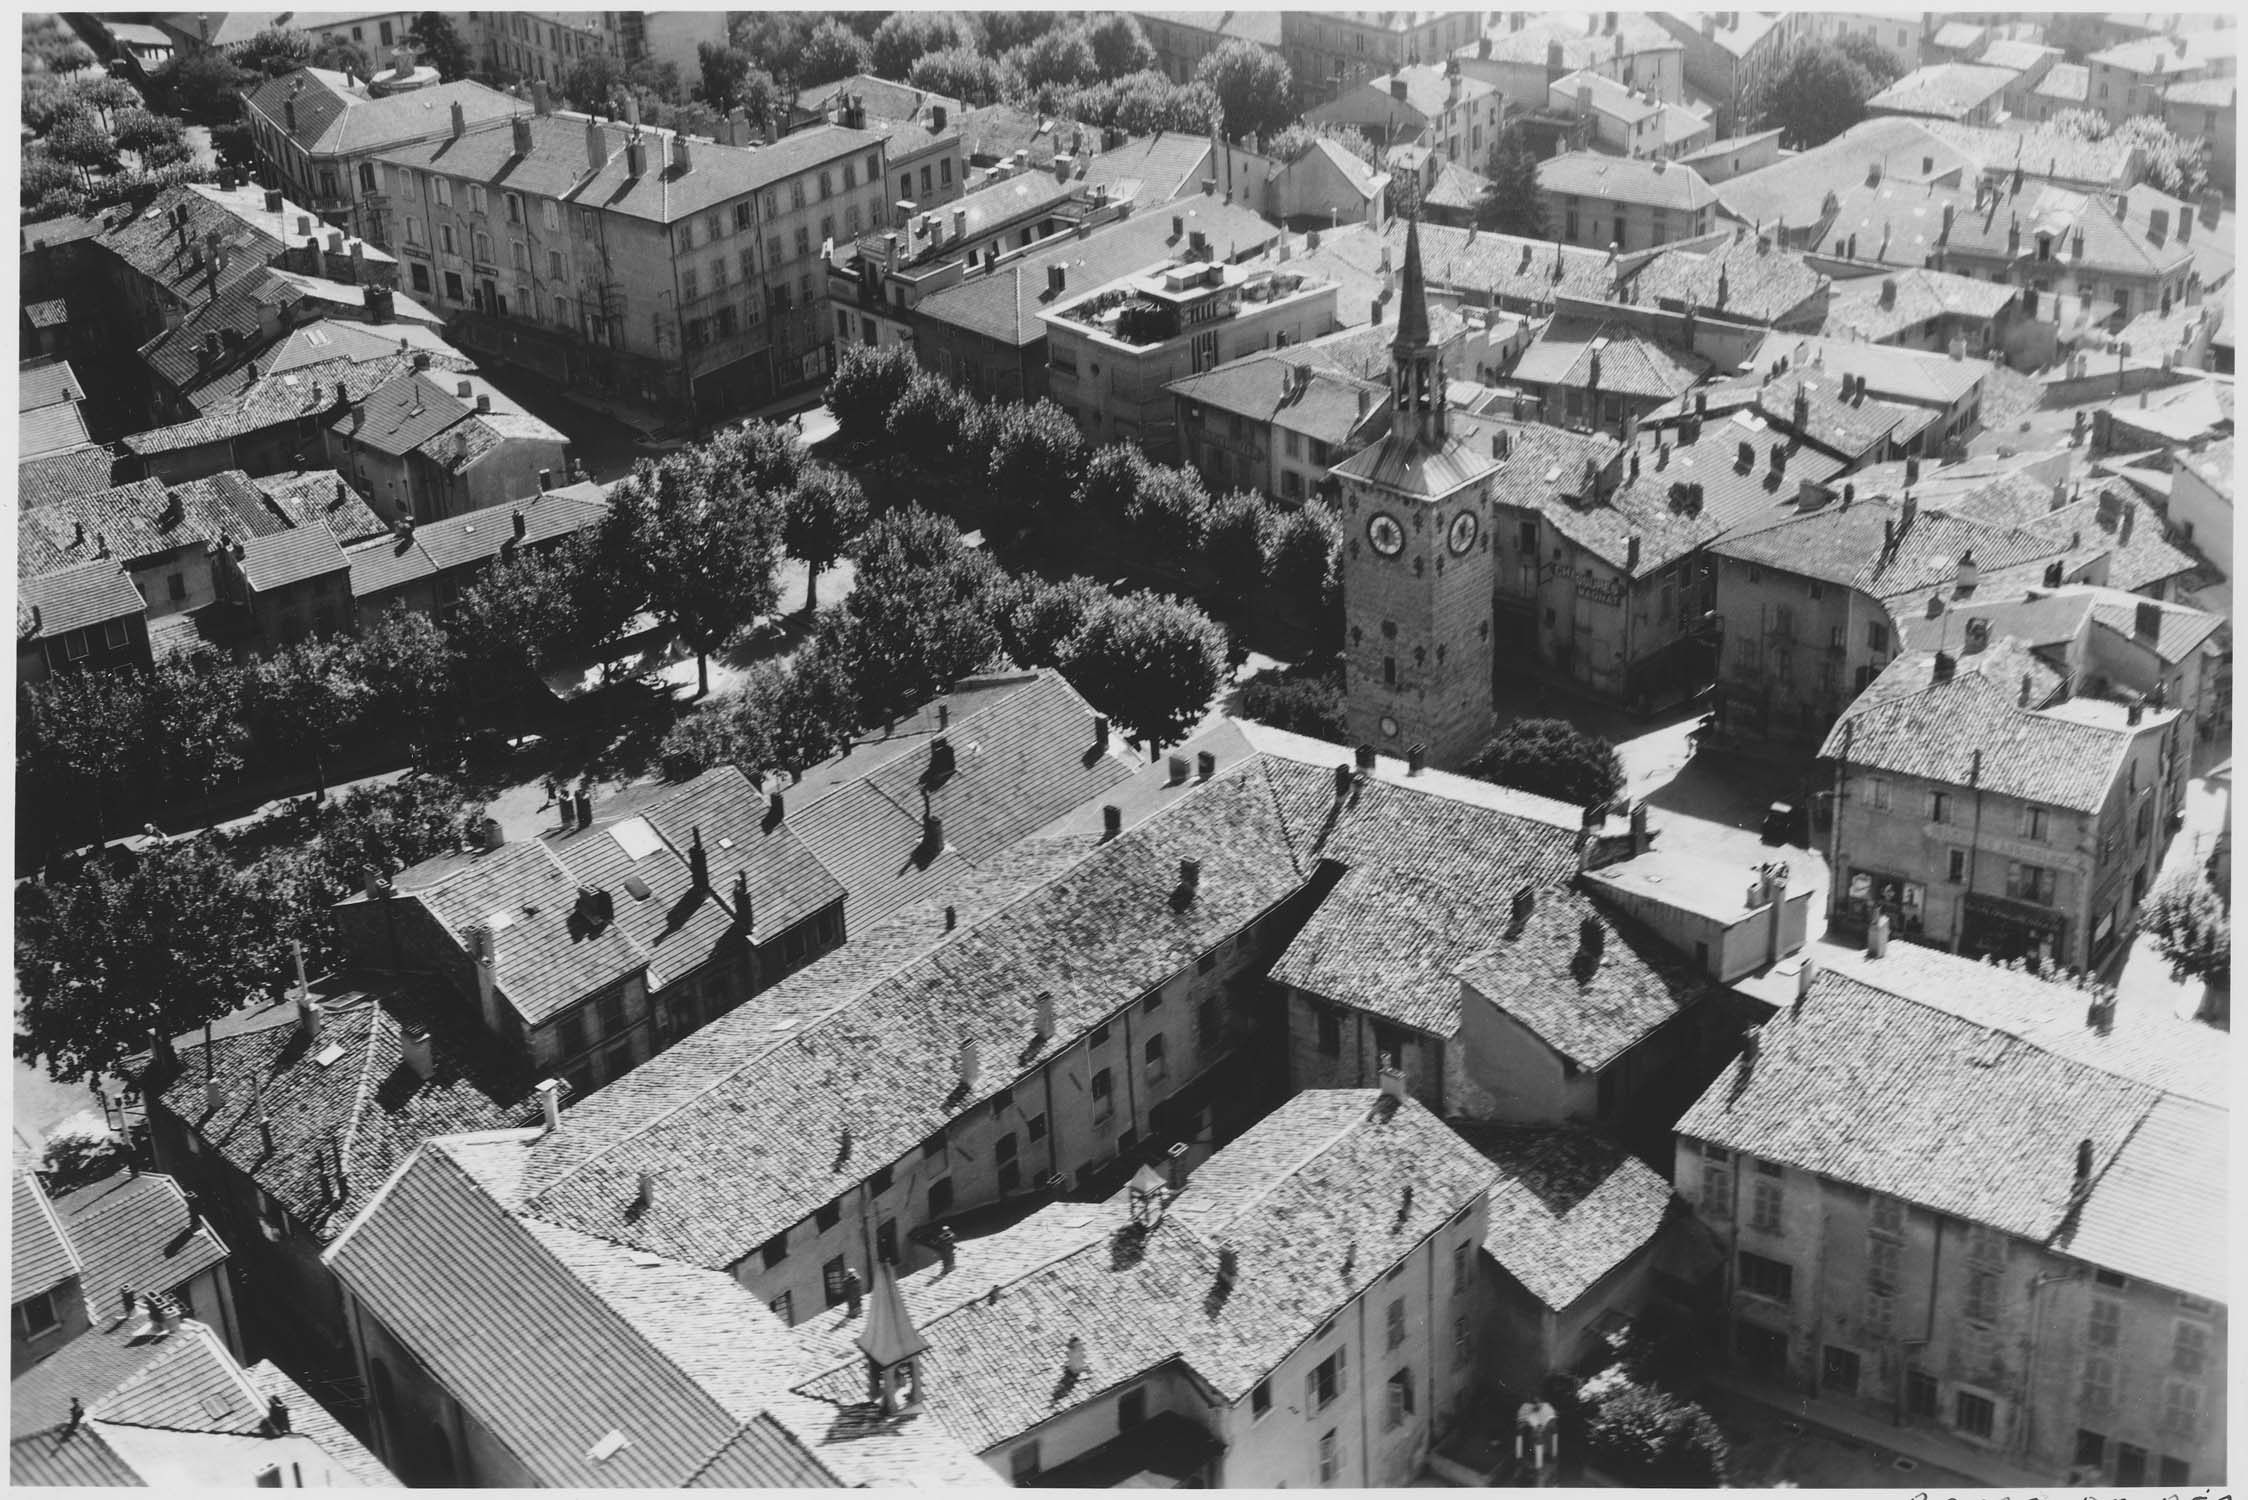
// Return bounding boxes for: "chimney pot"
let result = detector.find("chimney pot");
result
[1102,804,1122,838]
[1179,857,1202,892]
[536,1077,563,1132]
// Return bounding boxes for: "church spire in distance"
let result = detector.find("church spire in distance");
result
[1390,213,1446,446]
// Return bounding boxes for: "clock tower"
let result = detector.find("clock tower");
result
[1332,215,1500,768]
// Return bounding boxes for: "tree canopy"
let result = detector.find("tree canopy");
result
[782,462,872,611]
[1480,123,1549,238]
[1466,717,1627,808]
[871,12,980,81]
[1751,40,1884,149]
[843,506,1007,716]
[2144,872,2229,989]
[406,12,474,80]
[1064,592,1230,756]
[1195,39,1296,143]
[235,26,313,78]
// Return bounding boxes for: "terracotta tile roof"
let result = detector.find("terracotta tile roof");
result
[618,765,847,945]
[1716,118,1968,231]
[1822,645,2149,812]
[1898,589,2095,656]
[237,522,348,593]
[1717,493,2067,601]
[1264,760,1586,1037]
[1746,331,1989,407]
[1423,158,1493,213]
[519,759,1317,1268]
[1629,231,1829,325]
[1868,63,2016,120]
[1920,118,2146,191]
[402,839,654,1027]
[1551,68,1660,125]
[152,972,543,1244]
[1166,351,1389,447]
[378,114,887,226]
[1677,969,2153,1243]
[1808,940,2228,1106]
[20,402,93,461]
[52,1173,229,1318]
[334,367,475,457]
[2089,29,2239,73]
[1457,1124,1677,1311]
[20,474,280,579]
[1946,477,2204,594]
[1823,266,2020,342]
[1341,62,1498,121]
[793,1092,1496,1450]
[2057,1093,2226,1301]
[97,186,287,313]
[323,1133,986,1487]
[1511,318,1711,402]
[1976,38,2060,72]
[253,470,389,544]
[1584,418,1849,573]
[325,1137,840,1487]
[2162,75,2238,108]
[1685,951,2226,1297]
[1455,892,1705,1070]
[10,1423,143,1486]
[2034,61,2090,103]
[796,74,964,127]
[958,103,1093,170]
[914,200,1277,346]
[1649,367,1927,463]
[124,352,446,458]
[243,1361,399,1486]
[18,445,126,509]
[1538,152,1716,213]
[20,357,83,412]
[244,71,520,158]
[12,1172,81,1306]
[1079,131,1218,209]
[1466,14,1679,68]
[1390,215,1618,308]
[545,814,744,997]
[1945,181,2195,282]
[19,561,145,640]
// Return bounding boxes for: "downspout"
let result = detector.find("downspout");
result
[1425,1223,1441,1460]
[1040,1043,1061,1189]
[1356,1276,1375,1486]
[1120,998,1142,1160]
[1825,720,1850,929]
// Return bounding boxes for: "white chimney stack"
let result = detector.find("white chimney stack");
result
[536,1077,562,1133]
[958,1037,982,1094]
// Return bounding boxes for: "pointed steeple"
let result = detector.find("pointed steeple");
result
[1392,212,1432,354]
[1389,213,1446,446]
[857,1259,929,1365]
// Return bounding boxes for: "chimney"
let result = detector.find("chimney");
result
[482,814,506,850]
[477,394,492,414]
[1101,803,1122,840]
[1179,857,1202,897]
[532,78,552,118]
[1931,650,1956,684]
[511,114,534,157]
[1168,753,1189,784]
[1196,750,1216,780]
[688,826,710,890]
[1794,956,1816,1009]
[1048,264,1067,296]
[536,1077,562,1132]
[1867,909,1890,958]
[626,139,647,178]
[673,135,692,174]
[1391,76,1409,101]
[1356,744,1377,772]
[574,786,593,827]
[401,1026,434,1080]
[513,509,528,542]
[1378,1058,1407,1105]
[2072,1137,2094,1198]
[1406,742,1426,776]
[1630,800,1650,854]
[2135,599,2162,640]
[587,117,610,170]
[298,988,324,1047]
[1956,549,1978,595]
[1334,763,1354,798]
[1216,1244,1240,1291]
[923,813,945,852]
[957,1037,982,1094]
[2127,699,2144,726]
[1034,990,1056,1041]
[1577,915,1605,966]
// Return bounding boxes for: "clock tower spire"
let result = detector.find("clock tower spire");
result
[1332,213,1500,769]
[1391,214,1445,446]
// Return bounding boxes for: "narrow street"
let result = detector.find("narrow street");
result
[2112,769,2231,1025]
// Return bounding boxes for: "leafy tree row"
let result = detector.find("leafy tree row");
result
[660,505,1234,784]
[827,342,1345,632]
[1747,34,1908,150]
[15,776,480,1085]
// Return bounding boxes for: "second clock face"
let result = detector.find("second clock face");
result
[1447,509,1479,556]
[1367,512,1405,556]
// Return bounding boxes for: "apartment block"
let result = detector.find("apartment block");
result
[1675,942,2227,1485]
[1281,11,1487,102]
[375,93,887,416]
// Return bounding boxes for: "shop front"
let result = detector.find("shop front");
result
[1958,891,2069,971]
[1834,868,1928,941]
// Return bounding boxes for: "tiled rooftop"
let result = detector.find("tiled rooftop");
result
[20,473,284,580]
[152,971,541,1244]
[51,1172,229,1318]
[1868,63,2017,119]
[1454,890,1705,1070]
[1537,152,1717,213]
[1680,953,2226,1299]
[346,485,608,600]
[1823,266,2020,343]
[1822,643,2155,812]
[237,521,348,592]
[1628,229,1829,325]
[322,1132,989,1486]
[1165,350,1389,447]
[793,1091,1497,1450]
[19,561,146,640]
[1715,117,1969,232]
[12,1171,80,1306]
[1456,1124,1677,1311]
[1511,318,1710,402]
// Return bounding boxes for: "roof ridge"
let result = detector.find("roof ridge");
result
[1179,1101,1375,1239]
[530,754,1268,1210]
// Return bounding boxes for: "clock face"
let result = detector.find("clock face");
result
[1447,510,1479,556]
[1367,512,1405,557]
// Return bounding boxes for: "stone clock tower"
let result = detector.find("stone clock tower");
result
[1333,215,1499,769]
